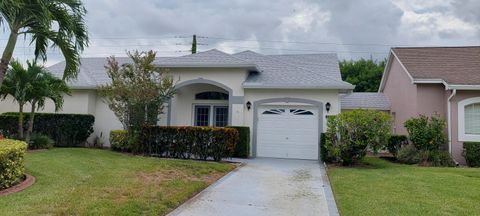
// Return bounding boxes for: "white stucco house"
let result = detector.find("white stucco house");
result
[0,49,390,160]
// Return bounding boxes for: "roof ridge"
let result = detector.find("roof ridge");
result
[260,53,352,86]
[180,49,255,64]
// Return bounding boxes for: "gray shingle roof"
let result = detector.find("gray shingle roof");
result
[48,49,353,90]
[233,51,353,89]
[340,93,390,110]
[267,53,342,80]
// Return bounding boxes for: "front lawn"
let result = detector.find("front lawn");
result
[328,157,480,215]
[0,148,234,215]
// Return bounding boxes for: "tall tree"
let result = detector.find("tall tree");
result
[0,0,89,88]
[191,34,197,54]
[339,58,386,92]
[98,50,176,134]
[0,60,70,142]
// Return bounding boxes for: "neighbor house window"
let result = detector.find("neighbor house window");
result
[195,91,229,100]
[465,103,480,134]
[458,97,480,141]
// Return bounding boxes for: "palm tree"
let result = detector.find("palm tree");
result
[0,60,70,142]
[0,0,89,88]
[25,67,70,143]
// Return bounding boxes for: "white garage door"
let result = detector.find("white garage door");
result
[257,106,319,160]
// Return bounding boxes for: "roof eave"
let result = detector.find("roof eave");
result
[341,106,390,110]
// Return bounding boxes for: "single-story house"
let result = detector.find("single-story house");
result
[379,46,480,164]
[0,49,390,160]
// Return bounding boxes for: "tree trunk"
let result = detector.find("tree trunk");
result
[0,31,19,88]
[18,104,24,140]
[25,101,36,144]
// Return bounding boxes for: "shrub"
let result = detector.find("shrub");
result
[0,139,28,190]
[397,144,420,164]
[404,114,446,151]
[325,110,392,165]
[463,142,480,167]
[110,130,130,152]
[138,126,239,161]
[0,113,94,146]
[29,133,54,149]
[418,150,456,167]
[226,126,250,158]
[387,135,408,157]
[320,133,335,163]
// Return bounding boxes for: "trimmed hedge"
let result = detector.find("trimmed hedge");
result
[138,126,239,161]
[0,139,28,190]
[226,126,250,158]
[320,133,330,162]
[464,142,480,167]
[0,113,94,147]
[387,135,408,157]
[110,130,129,152]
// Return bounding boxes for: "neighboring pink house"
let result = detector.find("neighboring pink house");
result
[379,46,480,164]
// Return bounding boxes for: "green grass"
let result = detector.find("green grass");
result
[328,157,480,216]
[0,148,234,216]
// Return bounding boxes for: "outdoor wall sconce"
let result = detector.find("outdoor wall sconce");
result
[246,101,252,110]
[325,102,331,113]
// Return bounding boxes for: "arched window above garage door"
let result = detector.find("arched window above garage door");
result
[262,109,285,115]
[290,109,314,115]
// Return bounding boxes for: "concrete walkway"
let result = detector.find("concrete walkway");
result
[168,158,338,216]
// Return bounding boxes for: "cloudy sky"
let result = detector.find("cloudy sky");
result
[1,0,479,65]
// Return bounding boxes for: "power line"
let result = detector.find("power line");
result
[198,35,411,47]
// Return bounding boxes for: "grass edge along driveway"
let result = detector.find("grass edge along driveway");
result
[0,148,235,216]
[328,157,480,216]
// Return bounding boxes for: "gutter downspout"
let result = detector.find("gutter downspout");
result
[447,89,456,154]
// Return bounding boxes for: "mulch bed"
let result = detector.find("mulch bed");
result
[0,174,35,197]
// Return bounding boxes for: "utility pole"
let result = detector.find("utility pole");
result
[191,34,197,54]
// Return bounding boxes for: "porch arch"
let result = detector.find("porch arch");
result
[167,78,243,126]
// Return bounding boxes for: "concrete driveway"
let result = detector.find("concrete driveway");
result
[168,158,338,216]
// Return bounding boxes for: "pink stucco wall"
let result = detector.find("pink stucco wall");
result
[383,57,417,134]
[382,56,469,163]
[416,84,448,118]
[450,90,480,164]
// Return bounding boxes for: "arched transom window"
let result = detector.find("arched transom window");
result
[195,91,229,100]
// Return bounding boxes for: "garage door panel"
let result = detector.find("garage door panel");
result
[257,106,320,160]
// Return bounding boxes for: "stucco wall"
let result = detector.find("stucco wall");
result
[0,90,95,114]
[416,84,448,118]
[383,57,417,135]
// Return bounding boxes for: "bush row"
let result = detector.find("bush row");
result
[0,113,94,147]
[0,139,28,190]
[138,126,238,161]
[109,126,239,161]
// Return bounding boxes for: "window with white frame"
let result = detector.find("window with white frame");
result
[465,103,480,134]
[458,97,480,141]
